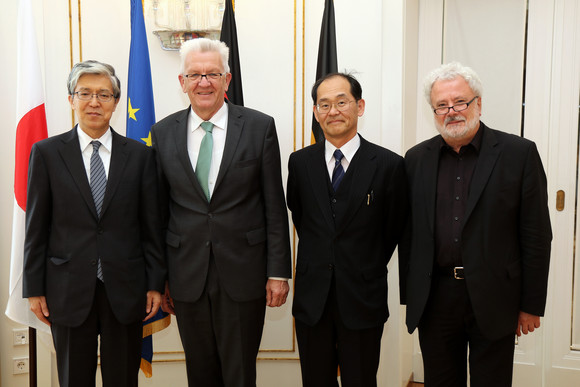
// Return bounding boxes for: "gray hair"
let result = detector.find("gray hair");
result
[67,60,121,99]
[179,38,230,75]
[423,62,482,104]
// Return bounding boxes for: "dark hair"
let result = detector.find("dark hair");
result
[311,72,362,103]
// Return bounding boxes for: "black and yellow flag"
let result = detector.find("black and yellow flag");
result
[312,0,338,143]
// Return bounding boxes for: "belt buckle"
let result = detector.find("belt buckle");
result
[453,266,465,280]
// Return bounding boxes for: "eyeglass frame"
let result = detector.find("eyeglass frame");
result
[432,96,479,115]
[315,99,356,114]
[182,73,224,83]
[73,91,116,103]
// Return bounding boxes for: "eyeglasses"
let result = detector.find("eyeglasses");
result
[183,73,224,82]
[316,100,355,114]
[433,96,479,115]
[73,91,115,102]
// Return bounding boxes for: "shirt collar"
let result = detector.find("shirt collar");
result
[189,103,229,132]
[77,126,112,152]
[325,133,361,164]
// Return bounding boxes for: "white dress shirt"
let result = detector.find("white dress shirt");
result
[325,133,361,180]
[78,126,112,180]
[187,104,229,199]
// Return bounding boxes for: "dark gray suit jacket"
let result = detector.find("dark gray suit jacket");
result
[400,122,552,340]
[287,136,408,330]
[151,103,291,303]
[23,127,166,327]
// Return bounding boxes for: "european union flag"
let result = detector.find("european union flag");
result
[140,309,171,378]
[127,0,155,146]
[127,0,170,377]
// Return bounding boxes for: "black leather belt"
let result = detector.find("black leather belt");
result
[436,266,465,280]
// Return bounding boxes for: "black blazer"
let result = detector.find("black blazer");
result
[151,103,291,303]
[287,136,408,330]
[400,122,552,340]
[23,127,166,327]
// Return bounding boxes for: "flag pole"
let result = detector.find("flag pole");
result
[29,327,37,387]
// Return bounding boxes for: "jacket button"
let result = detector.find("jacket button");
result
[91,260,96,265]
[332,198,337,203]
[205,241,210,247]
[328,264,334,270]
[208,213,213,218]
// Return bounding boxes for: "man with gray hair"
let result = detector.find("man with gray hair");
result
[400,62,552,386]
[151,38,291,386]
[23,60,166,386]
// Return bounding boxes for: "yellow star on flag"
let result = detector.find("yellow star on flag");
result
[141,131,152,147]
[128,98,140,121]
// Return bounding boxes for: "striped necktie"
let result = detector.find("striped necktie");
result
[90,140,106,281]
[331,149,345,191]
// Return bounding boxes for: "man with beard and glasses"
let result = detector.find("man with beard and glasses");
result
[400,62,552,387]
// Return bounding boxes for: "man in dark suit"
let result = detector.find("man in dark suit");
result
[287,72,408,387]
[23,60,166,386]
[151,38,291,386]
[400,62,552,387]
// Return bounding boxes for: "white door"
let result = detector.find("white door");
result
[540,0,580,385]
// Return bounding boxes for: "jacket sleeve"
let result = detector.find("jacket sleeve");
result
[518,142,552,316]
[23,144,51,297]
[260,118,292,279]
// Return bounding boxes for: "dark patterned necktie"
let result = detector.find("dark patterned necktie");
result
[90,140,106,281]
[331,149,345,191]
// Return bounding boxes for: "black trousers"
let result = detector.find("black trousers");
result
[418,276,515,387]
[51,280,142,387]
[295,280,384,387]
[173,256,266,387]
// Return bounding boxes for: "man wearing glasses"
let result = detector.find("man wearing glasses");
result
[151,38,291,386]
[287,72,408,386]
[400,62,552,386]
[23,60,165,386]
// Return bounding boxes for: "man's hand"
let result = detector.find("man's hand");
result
[160,281,175,315]
[143,290,162,321]
[516,311,541,336]
[266,279,289,307]
[28,296,51,326]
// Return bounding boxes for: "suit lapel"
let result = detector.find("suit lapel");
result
[335,137,376,234]
[421,138,440,235]
[173,108,207,200]
[101,130,127,217]
[306,142,336,231]
[214,103,243,193]
[58,127,98,219]
[464,124,500,222]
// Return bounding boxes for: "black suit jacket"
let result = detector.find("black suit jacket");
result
[287,136,408,330]
[400,122,552,340]
[23,127,166,327]
[151,103,291,303]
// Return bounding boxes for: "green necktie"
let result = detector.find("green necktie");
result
[196,121,214,201]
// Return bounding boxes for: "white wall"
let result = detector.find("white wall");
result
[0,0,411,386]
